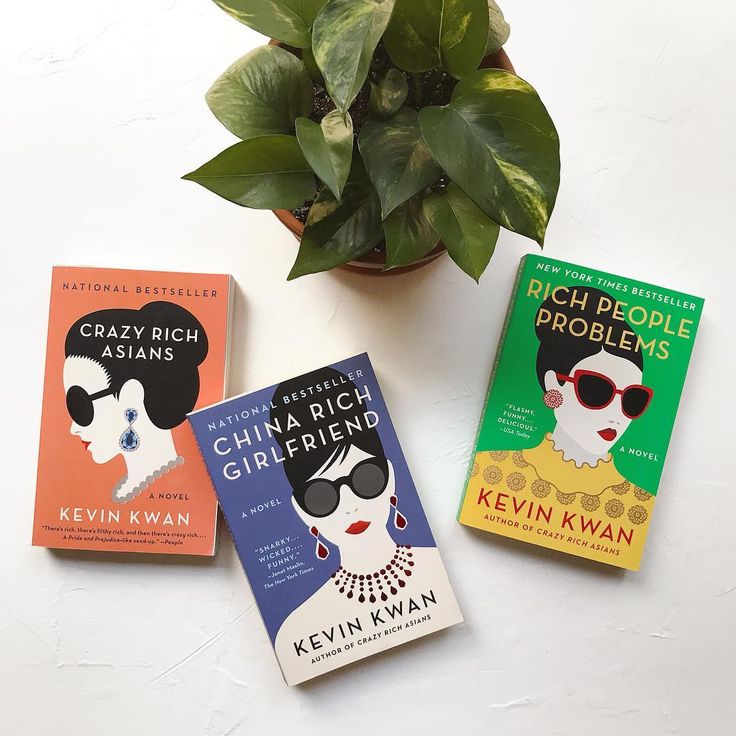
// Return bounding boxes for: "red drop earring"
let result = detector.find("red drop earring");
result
[543,389,564,409]
[389,495,407,530]
[310,526,329,560]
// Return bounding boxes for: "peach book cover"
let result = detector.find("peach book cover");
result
[32,266,233,555]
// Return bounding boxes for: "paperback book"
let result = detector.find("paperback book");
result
[188,353,463,685]
[458,255,703,570]
[33,266,233,555]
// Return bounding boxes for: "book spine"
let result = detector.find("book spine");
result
[456,256,527,519]
[210,276,235,558]
[32,267,60,546]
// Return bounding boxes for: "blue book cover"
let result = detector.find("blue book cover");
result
[188,353,462,685]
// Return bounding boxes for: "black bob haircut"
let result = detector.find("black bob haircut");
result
[270,366,384,494]
[535,286,644,389]
[65,301,208,429]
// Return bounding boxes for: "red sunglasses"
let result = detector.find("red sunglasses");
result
[555,370,654,419]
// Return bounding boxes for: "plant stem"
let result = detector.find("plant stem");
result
[412,73,423,107]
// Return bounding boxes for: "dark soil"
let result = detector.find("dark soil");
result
[292,42,457,228]
[292,202,313,224]
[307,43,457,133]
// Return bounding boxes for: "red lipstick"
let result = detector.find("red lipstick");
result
[346,520,371,535]
[598,428,617,441]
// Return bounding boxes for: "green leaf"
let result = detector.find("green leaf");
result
[312,0,396,113]
[440,0,489,77]
[358,107,442,218]
[296,110,353,200]
[383,195,440,269]
[358,107,443,217]
[486,0,510,55]
[368,69,408,120]
[383,1,437,73]
[418,69,560,244]
[423,183,500,281]
[183,135,315,209]
[301,46,324,86]
[212,0,327,48]
[206,46,313,141]
[384,0,489,78]
[288,160,382,278]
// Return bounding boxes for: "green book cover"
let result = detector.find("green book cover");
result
[458,255,703,570]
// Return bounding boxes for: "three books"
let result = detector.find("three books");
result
[33,256,703,683]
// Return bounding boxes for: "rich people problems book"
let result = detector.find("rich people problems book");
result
[458,255,703,570]
[188,353,463,685]
[33,266,233,555]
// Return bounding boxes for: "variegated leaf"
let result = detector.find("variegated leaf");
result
[486,0,510,55]
[212,0,327,48]
[312,0,396,113]
[423,183,500,281]
[440,0,489,77]
[296,110,353,200]
[368,69,409,120]
[301,45,324,86]
[419,69,560,244]
[206,46,313,141]
[383,195,440,269]
[288,159,383,278]
[384,0,489,78]
[358,107,442,217]
[183,135,316,209]
[382,0,438,72]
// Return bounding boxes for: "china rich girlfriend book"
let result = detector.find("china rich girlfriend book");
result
[458,255,703,570]
[188,353,463,685]
[33,266,233,555]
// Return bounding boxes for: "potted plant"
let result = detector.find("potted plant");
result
[184,0,560,281]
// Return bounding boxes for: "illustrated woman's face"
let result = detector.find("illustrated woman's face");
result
[545,348,651,456]
[63,356,125,464]
[292,445,395,545]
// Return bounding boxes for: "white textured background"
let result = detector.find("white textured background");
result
[2,1,733,734]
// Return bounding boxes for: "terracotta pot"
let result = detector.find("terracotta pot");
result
[272,47,516,277]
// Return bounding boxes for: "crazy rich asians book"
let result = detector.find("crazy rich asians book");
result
[188,353,463,685]
[458,255,703,570]
[33,266,233,555]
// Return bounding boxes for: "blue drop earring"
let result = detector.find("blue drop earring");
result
[119,408,140,452]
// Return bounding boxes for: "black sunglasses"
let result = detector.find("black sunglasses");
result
[296,457,389,518]
[66,385,116,427]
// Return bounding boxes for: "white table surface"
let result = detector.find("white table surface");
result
[2,1,733,734]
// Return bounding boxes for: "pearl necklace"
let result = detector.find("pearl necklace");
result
[331,544,415,603]
[112,455,184,504]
